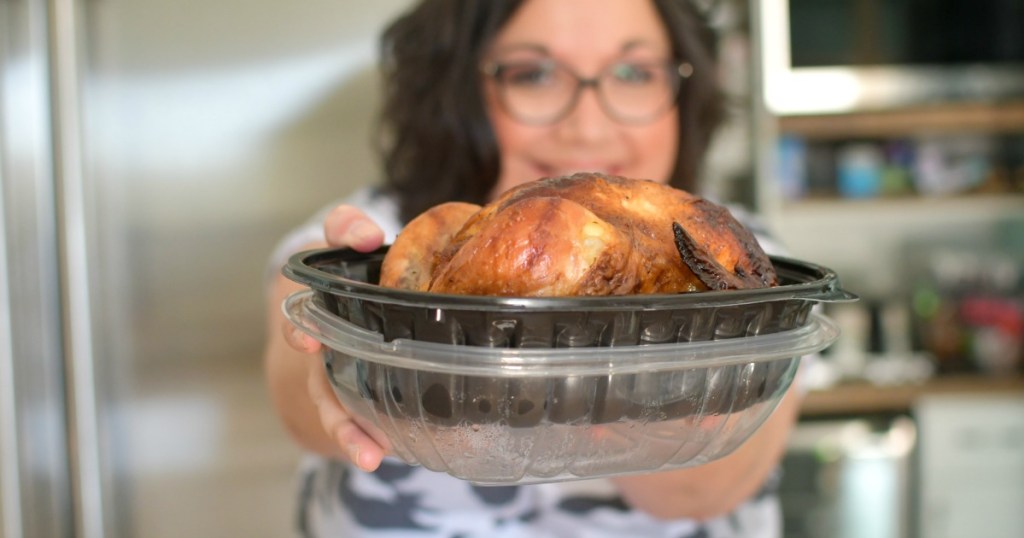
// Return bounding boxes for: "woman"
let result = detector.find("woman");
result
[264,0,800,536]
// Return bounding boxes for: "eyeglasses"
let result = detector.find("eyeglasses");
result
[481,56,692,125]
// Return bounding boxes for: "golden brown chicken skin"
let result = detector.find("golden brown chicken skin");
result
[379,173,777,296]
[378,201,481,291]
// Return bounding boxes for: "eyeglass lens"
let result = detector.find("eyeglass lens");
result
[489,58,682,124]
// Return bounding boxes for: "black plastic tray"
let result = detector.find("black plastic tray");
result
[284,246,856,348]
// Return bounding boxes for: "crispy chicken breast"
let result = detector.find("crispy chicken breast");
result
[379,173,777,296]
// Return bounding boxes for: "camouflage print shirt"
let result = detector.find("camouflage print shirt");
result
[295,456,782,538]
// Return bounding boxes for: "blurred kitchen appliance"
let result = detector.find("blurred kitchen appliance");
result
[760,0,1024,114]
[1,0,413,536]
[779,416,917,538]
[914,394,1024,538]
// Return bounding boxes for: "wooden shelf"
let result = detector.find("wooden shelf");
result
[777,101,1024,139]
[800,374,1024,418]
[780,192,1024,216]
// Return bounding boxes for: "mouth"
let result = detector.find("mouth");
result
[533,161,623,178]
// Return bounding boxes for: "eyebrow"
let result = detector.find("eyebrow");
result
[488,39,665,59]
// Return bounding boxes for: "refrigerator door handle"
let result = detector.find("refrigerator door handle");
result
[50,0,106,536]
[0,200,24,538]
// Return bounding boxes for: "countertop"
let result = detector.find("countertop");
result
[800,374,1024,417]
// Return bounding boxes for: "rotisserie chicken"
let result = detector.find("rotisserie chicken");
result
[379,173,777,296]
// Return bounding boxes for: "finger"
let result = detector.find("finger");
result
[308,364,385,472]
[282,320,321,354]
[324,205,385,252]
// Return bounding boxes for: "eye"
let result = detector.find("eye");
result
[609,62,661,85]
[496,61,557,87]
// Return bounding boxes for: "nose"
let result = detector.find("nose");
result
[553,83,615,143]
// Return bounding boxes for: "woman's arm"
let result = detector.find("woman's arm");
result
[262,206,389,471]
[611,382,802,521]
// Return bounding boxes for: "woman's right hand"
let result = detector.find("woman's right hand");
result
[322,203,388,255]
[267,205,389,471]
[281,204,386,355]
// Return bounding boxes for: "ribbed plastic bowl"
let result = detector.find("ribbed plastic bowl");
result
[283,247,854,484]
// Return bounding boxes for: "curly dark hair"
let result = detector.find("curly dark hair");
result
[376,0,724,224]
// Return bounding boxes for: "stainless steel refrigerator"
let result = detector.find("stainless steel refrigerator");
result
[1,0,412,536]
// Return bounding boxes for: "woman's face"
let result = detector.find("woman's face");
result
[483,0,680,199]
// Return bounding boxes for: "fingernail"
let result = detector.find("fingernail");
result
[348,444,361,468]
[292,327,312,350]
[344,221,377,247]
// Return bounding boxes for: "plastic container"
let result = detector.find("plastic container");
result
[284,247,856,346]
[287,291,839,484]
[282,247,853,485]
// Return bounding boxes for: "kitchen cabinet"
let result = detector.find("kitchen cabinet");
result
[800,375,1024,418]
[752,3,1024,536]
[752,102,1024,299]
[749,1,1024,301]
[786,376,1024,538]
[775,101,1024,140]
[914,394,1024,538]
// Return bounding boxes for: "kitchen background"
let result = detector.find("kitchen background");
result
[1,1,1021,537]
